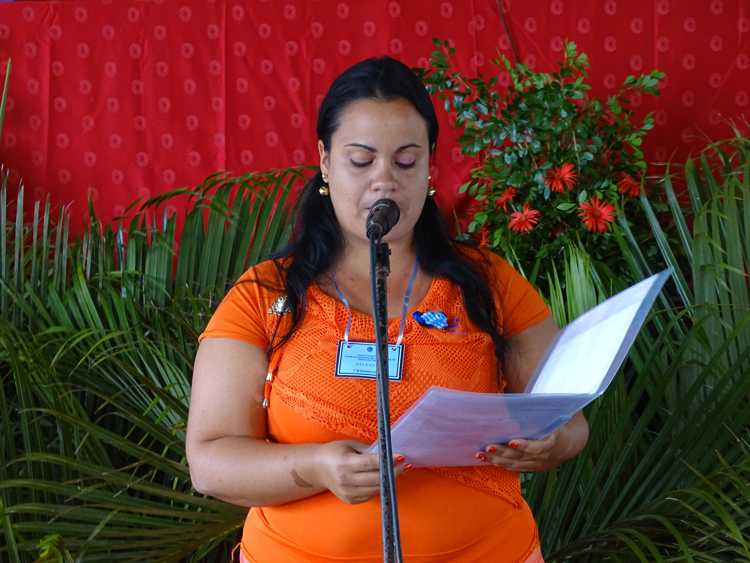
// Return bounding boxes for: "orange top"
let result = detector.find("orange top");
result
[199,248,551,562]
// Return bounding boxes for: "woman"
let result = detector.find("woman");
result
[186,56,589,562]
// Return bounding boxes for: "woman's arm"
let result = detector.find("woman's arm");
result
[186,338,396,507]
[482,317,589,471]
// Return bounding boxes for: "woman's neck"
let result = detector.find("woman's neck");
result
[333,236,418,284]
[320,235,427,319]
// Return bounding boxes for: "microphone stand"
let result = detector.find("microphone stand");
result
[369,235,403,563]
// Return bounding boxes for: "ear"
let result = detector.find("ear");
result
[317,140,329,177]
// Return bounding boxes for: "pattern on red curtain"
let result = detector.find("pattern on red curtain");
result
[0,0,748,233]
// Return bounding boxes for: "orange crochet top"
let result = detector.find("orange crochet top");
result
[198,247,551,562]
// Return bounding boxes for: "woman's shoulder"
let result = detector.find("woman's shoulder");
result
[235,256,290,288]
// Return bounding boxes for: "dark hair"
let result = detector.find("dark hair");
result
[269,56,507,369]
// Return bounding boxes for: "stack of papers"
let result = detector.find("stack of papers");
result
[369,270,671,467]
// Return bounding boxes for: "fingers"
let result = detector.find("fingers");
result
[334,452,412,505]
[509,433,557,455]
[475,433,559,472]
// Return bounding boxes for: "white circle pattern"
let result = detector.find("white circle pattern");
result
[0,0,745,227]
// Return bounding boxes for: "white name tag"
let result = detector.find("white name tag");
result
[335,340,404,381]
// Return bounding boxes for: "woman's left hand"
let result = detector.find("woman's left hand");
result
[476,432,562,473]
[476,411,590,473]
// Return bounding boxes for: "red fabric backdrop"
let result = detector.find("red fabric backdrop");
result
[0,0,748,234]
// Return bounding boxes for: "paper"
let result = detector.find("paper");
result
[526,272,668,395]
[368,270,671,467]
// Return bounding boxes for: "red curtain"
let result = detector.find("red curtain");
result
[0,0,748,234]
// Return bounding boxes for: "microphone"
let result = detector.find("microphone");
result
[366,199,400,240]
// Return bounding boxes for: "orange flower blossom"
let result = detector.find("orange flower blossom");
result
[617,173,640,197]
[546,162,577,192]
[579,196,616,233]
[508,203,541,233]
[495,187,518,212]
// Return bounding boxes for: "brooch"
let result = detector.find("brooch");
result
[268,295,291,316]
[412,310,450,329]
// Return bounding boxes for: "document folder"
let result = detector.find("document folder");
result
[369,270,671,467]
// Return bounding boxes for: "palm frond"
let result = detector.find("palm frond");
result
[1,168,305,561]
[526,133,750,560]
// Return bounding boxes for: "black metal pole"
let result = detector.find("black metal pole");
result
[369,237,403,563]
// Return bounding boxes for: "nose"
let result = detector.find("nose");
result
[369,161,400,196]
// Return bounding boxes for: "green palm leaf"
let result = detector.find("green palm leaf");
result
[1,168,305,561]
[525,133,750,561]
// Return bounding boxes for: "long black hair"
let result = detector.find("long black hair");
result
[271,56,507,365]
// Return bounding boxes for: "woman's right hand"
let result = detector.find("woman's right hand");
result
[313,440,407,504]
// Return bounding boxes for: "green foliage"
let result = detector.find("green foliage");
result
[35,534,75,563]
[527,132,750,561]
[417,39,664,285]
[0,167,305,561]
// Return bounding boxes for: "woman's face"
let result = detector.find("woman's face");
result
[318,97,431,247]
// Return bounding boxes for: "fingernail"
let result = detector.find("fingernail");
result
[475,452,487,461]
[404,463,413,471]
[486,446,497,453]
[395,455,405,464]
[509,442,519,449]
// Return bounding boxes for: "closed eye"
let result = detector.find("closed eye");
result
[350,160,416,169]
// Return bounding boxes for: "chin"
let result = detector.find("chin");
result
[381,223,417,245]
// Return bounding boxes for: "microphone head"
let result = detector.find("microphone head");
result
[366,198,400,240]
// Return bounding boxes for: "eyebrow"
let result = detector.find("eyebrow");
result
[344,143,422,152]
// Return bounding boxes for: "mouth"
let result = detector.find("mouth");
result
[367,199,402,209]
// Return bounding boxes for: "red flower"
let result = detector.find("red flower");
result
[617,173,640,198]
[546,163,577,192]
[508,204,541,233]
[578,197,616,233]
[495,187,518,212]
[459,198,484,232]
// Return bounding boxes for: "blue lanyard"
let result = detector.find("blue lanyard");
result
[331,260,419,346]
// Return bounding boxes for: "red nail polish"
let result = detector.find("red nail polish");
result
[509,442,519,449]
[394,455,405,464]
[487,446,497,453]
[404,463,413,471]
[475,452,487,461]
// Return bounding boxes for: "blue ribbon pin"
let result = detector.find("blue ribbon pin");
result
[412,310,450,330]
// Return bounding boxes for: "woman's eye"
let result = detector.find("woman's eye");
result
[349,159,416,169]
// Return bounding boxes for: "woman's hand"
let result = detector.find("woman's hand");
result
[476,411,589,473]
[312,440,407,504]
[477,432,562,473]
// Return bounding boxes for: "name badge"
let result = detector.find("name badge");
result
[335,340,404,381]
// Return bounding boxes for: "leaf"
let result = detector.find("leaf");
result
[556,202,577,212]
[0,59,11,139]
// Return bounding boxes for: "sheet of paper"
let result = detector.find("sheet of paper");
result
[368,387,592,467]
[527,271,671,395]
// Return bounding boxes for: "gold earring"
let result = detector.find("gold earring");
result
[428,175,436,197]
[319,173,329,196]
